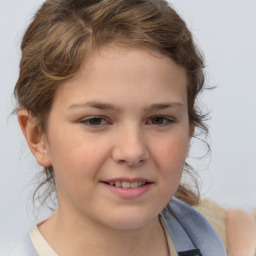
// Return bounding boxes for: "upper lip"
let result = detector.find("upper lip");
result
[101,177,153,183]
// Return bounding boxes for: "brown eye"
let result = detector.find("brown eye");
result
[147,116,174,126]
[151,117,164,125]
[81,117,108,126]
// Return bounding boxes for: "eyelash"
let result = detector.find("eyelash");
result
[80,116,110,127]
[146,116,174,126]
[80,116,175,127]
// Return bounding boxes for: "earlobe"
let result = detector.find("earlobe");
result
[18,109,52,167]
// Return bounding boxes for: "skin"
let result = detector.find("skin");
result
[227,209,256,256]
[18,46,193,256]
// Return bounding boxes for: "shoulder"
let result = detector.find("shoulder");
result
[226,208,256,256]
[194,198,227,249]
[6,235,38,256]
[195,199,256,256]
[161,197,227,256]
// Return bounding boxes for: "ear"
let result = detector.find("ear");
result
[18,109,52,167]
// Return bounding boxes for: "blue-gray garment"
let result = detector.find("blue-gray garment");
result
[6,197,227,256]
[161,197,227,256]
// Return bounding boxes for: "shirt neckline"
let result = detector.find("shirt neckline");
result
[29,216,177,256]
[29,222,58,256]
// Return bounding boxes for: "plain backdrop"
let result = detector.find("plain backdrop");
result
[0,0,255,252]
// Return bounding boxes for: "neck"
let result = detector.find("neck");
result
[39,208,169,256]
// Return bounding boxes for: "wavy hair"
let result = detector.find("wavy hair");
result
[14,0,207,208]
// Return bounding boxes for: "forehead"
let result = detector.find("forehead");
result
[68,45,186,86]
[53,46,188,109]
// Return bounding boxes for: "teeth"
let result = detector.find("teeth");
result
[122,181,131,188]
[110,181,147,188]
[115,181,121,187]
[131,182,139,188]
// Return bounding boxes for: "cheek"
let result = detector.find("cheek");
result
[148,135,189,208]
[50,141,107,202]
[48,132,111,182]
[153,134,189,178]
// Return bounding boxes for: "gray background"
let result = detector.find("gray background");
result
[0,0,255,251]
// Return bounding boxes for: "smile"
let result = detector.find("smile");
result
[104,181,147,189]
[101,178,153,198]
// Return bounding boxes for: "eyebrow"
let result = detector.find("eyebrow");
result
[68,101,184,112]
[144,102,184,111]
[68,101,121,111]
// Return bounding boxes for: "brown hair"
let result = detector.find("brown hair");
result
[14,0,207,208]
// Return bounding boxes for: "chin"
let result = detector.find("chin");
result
[107,218,152,230]
[100,207,159,231]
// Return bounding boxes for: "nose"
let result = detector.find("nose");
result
[112,126,149,167]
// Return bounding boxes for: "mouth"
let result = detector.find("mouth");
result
[102,181,151,189]
[101,178,153,198]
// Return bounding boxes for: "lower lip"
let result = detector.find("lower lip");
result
[102,183,152,199]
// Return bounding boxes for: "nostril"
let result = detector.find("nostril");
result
[127,158,146,167]
[112,138,149,166]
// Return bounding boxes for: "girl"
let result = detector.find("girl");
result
[10,0,255,255]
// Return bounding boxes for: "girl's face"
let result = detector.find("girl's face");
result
[42,46,192,230]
